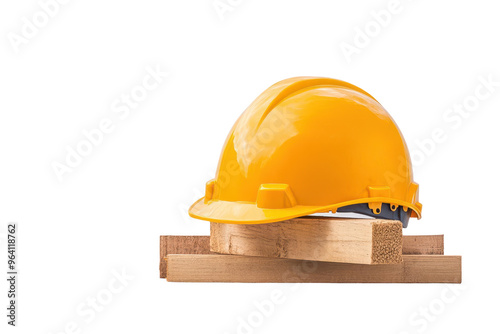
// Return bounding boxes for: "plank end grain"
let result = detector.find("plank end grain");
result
[371,220,403,264]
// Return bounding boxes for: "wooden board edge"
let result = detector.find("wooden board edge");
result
[403,235,444,255]
[160,236,167,278]
[160,235,211,278]
[165,253,462,283]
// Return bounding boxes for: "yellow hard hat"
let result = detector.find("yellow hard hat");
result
[189,77,422,227]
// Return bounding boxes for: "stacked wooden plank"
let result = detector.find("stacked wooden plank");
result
[160,218,461,283]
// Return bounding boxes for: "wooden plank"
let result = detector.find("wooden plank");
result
[403,235,444,255]
[160,234,445,275]
[160,234,447,278]
[159,236,210,278]
[210,218,403,265]
[166,254,461,283]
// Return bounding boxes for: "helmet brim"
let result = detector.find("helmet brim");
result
[189,197,422,224]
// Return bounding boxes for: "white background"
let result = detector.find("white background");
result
[1,0,499,333]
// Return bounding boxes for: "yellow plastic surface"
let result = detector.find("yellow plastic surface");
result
[189,77,422,224]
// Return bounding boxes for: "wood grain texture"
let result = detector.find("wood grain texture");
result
[166,254,461,283]
[159,236,210,278]
[402,235,444,255]
[210,218,403,264]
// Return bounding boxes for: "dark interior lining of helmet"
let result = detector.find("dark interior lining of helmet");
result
[337,203,411,228]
